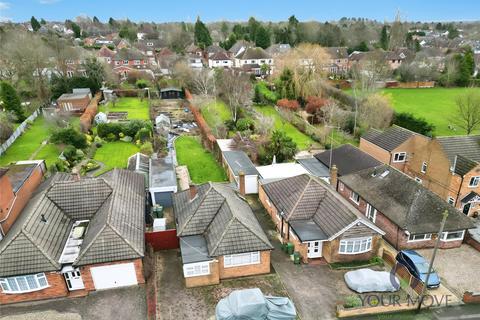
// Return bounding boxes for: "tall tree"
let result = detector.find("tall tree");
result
[380,25,389,50]
[93,16,101,25]
[30,16,41,32]
[263,130,297,163]
[455,90,480,134]
[255,25,271,49]
[0,81,25,122]
[83,58,105,92]
[248,17,260,43]
[194,17,212,49]
[40,18,47,25]
[220,21,229,40]
[108,17,117,27]
[217,71,252,123]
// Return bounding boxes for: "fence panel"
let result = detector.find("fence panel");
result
[145,229,179,251]
[0,109,40,157]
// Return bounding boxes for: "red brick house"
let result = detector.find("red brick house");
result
[0,160,46,240]
[259,174,385,264]
[56,88,92,114]
[173,183,273,288]
[337,164,474,251]
[0,169,145,304]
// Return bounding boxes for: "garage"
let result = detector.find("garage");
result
[90,262,138,290]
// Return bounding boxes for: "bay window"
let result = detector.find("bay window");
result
[339,237,372,254]
[224,251,260,268]
[0,273,48,294]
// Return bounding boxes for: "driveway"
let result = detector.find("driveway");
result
[417,244,480,296]
[0,286,147,320]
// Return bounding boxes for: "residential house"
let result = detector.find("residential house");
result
[256,163,309,182]
[296,157,330,181]
[403,135,480,216]
[234,47,273,75]
[185,44,203,57]
[229,40,253,57]
[0,161,46,240]
[56,88,92,114]
[385,48,413,70]
[265,43,291,57]
[114,38,131,50]
[208,52,233,68]
[324,47,350,74]
[173,183,273,287]
[337,165,474,251]
[314,144,382,186]
[187,54,203,69]
[0,169,145,304]
[359,125,419,172]
[205,44,227,58]
[112,48,149,78]
[260,174,385,263]
[96,45,116,64]
[221,151,259,194]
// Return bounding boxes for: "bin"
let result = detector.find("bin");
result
[293,251,301,264]
[287,242,294,255]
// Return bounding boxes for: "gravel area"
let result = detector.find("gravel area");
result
[417,244,480,295]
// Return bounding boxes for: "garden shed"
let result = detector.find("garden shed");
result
[161,87,184,99]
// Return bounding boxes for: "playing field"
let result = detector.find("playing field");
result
[383,88,477,136]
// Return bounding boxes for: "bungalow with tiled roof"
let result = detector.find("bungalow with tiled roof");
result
[259,174,384,264]
[234,47,273,75]
[173,183,273,287]
[0,169,145,304]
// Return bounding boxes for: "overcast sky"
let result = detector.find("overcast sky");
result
[1,0,479,23]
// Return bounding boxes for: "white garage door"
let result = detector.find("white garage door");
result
[90,263,137,290]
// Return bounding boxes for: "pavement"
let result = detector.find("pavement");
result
[0,286,147,320]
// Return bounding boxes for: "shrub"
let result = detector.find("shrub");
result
[97,122,123,138]
[343,295,363,309]
[54,159,69,172]
[140,142,154,156]
[393,112,435,137]
[136,79,149,89]
[236,118,255,131]
[254,82,278,104]
[106,133,118,141]
[135,127,152,143]
[276,99,300,111]
[305,96,327,115]
[62,145,78,163]
[124,120,150,137]
[51,127,87,149]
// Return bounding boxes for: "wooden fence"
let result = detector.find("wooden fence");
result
[184,89,216,151]
[382,250,424,296]
[0,109,41,157]
[385,81,435,89]
[145,229,179,251]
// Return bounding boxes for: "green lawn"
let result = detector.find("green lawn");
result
[382,88,477,136]
[175,136,226,183]
[0,116,56,166]
[100,97,150,120]
[93,141,140,176]
[200,100,231,130]
[254,105,316,150]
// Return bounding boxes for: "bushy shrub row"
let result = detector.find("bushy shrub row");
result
[254,82,278,104]
[97,120,152,141]
[50,127,88,149]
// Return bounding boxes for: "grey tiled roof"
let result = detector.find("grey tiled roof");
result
[173,183,272,258]
[236,47,271,60]
[262,174,378,240]
[437,135,480,176]
[223,151,259,176]
[362,125,416,151]
[315,144,381,176]
[296,158,330,178]
[0,170,145,277]
[339,165,475,234]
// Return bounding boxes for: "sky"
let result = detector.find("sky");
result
[1,0,480,23]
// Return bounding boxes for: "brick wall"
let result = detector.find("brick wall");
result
[359,138,391,165]
[184,261,220,288]
[218,251,271,279]
[1,164,44,235]
[0,272,68,305]
[322,236,381,264]
[58,96,91,112]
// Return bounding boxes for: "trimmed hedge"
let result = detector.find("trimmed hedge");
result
[254,82,278,104]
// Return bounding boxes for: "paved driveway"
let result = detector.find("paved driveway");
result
[0,286,147,320]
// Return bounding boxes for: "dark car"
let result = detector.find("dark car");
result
[396,250,440,289]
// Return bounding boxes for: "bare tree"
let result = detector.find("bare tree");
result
[256,114,275,136]
[455,91,480,134]
[351,50,391,96]
[359,93,394,129]
[172,61,194,88]
[191,69,214,96]
[217,71,252,122]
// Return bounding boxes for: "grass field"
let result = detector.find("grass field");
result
[382,88,476,136]
[0,116,57,166]
[93,141,140,175]
[100,97,150,120]
[200,100,231,130]
[254,105,316,150]
[175,136,226,184]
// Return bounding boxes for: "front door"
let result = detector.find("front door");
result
[463,203,471,215]
[307,241,323,258]
[64,269,85,291]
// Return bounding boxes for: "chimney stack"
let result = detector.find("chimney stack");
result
[71,168,81,181]
[189,183,197,200]
[238,171,246,196]
[330,165,338,189]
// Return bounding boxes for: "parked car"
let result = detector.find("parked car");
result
[396,250,440,289]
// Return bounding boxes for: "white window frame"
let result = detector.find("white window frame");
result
[469,176,480,188]
[440,230,465,242]
[366,203,377,223]
[183,262,210,278]
[447,197,455,205]
[224,251,260,268]
[339,182,344,191]
[134,60,141,65]
[421,162,427,173]
[0,273,49,294]
[350,191,360,205]
[408,233,432,242]
[339,237,372,255]
[415,177,422,184]
[393,152,407,163]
